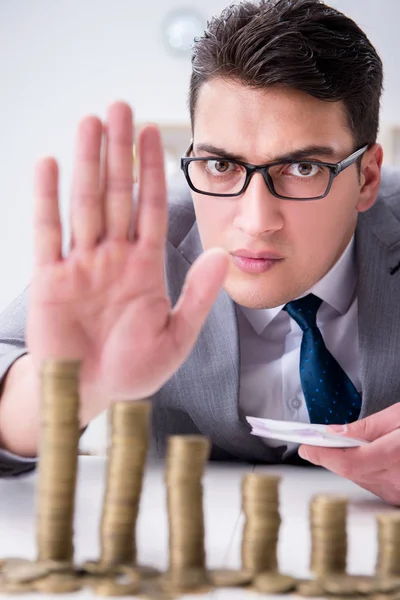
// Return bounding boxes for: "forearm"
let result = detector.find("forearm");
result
[0,354,40,457]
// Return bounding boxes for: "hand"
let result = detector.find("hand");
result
[298,404,400,505]
[27,102,229,421]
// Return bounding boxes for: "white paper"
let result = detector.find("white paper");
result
[246,416,368,448]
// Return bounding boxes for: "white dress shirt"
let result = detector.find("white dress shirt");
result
[237,236,360,448]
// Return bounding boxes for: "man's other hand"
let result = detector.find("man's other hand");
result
[298,404,400,505]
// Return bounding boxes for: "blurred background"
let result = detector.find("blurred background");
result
[1,0,400,312]
[1,0,399,452]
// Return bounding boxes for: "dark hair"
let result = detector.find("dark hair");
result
[189,0,383,148]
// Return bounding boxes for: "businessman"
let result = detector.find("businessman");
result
[1,0,400,505]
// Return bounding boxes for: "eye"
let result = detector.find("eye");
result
[206,160,237,175]
[286,162,320,177]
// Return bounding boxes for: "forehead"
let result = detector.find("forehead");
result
[193,79,354,161]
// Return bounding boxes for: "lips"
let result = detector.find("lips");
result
[230,251,283,275]
[231,248,284,260]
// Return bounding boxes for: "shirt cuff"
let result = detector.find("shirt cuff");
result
[0,448,37,477]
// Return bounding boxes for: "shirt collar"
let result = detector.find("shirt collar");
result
[239,235,356,335]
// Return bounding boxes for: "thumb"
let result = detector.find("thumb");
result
[328,403,400,442]
[169,247,229,356]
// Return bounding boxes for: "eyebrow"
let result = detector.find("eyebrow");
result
[192,143,341,163]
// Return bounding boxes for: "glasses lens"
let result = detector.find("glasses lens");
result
[269,162,331,199]
[187,159,246,195]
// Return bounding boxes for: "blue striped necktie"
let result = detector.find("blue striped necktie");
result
[283,293,361,424]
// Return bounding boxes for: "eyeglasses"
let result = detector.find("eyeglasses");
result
[180,144,369,201]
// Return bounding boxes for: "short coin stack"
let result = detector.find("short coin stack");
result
[241,473,281,575]
[37,359,81,563]
[99,400,151,568]
[163,435,211,594]
[376,512,400,576]
[309,494,348,576]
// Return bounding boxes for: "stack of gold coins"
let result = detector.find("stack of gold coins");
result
[163,435,211,593]
[309,495,348,576]
[241,473,281,575]
[36,359,81,562]
[99,400,151,568]
[376,512,400,576]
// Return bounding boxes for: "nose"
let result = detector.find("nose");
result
[233,172,284,236]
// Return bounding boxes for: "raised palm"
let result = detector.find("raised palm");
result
[27,103,228,418]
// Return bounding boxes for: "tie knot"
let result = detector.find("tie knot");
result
[284,293,322,331]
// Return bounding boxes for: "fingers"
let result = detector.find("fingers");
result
[351,428,400,476]
[328,403,400,442]
[298,444,339,469]
[169,248,229,355]
[299,433,400,506]
[135,125,168,250]
[70,116,103,249]
[33,157,62,266]
[299,427,400,480]
[104,103,134,240]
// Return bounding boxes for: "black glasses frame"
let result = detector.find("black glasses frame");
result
[180,143,369,200]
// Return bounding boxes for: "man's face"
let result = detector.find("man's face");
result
[190,79,382,309]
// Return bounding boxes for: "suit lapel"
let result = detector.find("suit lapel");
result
[175,223,279,462]
[356,197,400,417]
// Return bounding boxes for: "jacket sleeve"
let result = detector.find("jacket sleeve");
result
[0,288,37,476]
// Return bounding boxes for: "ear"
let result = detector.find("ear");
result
[356,143,383,213]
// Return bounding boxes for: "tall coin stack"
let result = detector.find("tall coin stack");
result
[37,359,81,562]
[99,400,151,567]
[163,435,211,593]
[241,473,281,575]
[376,512,400,576]
[309,495,348,576]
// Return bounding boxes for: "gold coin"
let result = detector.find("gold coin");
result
[360,576,400,594]
[90,571,140,596]
[81,561,116,576]
[2,561,54,583]
[161,567,210,593]
[254,572,297,594]
[82,561,146,578]
[135,565,162,580]
[137,579,175,599]
[311,494,348,505]
[322,574,373,595]
[209,568,253,587]
[41,358,81,373]
[37,560,73,574]
[373,594,400,600]
[0,577,34,594]
[296,579,326,596]
[166,436,210,460]
[0,559,31,570]
[33,573,82,593]
[330,597,366,600]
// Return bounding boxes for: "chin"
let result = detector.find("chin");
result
[223,281,283,309]
[223,271,310,309]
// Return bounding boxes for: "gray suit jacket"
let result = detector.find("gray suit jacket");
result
[1,168,400,475]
